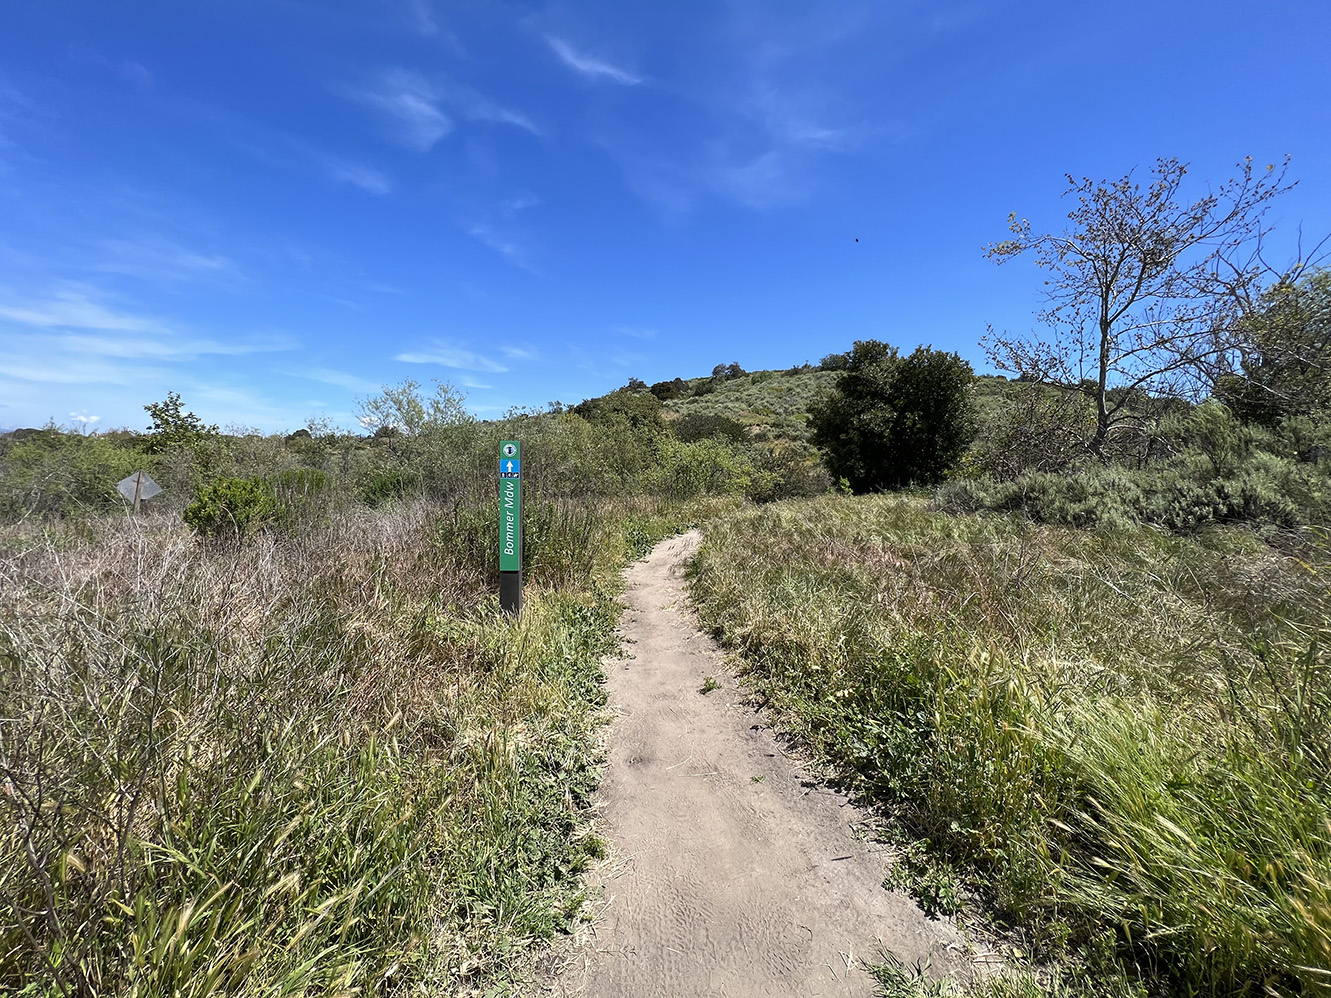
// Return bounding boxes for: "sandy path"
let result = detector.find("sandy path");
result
[553,530,972,997]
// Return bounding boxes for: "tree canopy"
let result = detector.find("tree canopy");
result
[808,341,975,491]
[983,157,1314,457]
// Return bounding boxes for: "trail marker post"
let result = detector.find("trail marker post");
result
[499,440,522,614]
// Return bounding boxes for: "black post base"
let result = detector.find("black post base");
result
[500,570,522,615]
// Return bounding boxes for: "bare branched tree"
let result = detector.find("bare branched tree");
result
[982,156,1319,458]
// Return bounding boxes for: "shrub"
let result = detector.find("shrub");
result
[362,468,422,507]
[183,477,279,542]
[809,342,976,491]
[674,412,747,443]
[649,378,689,401]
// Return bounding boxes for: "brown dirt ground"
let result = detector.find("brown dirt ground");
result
[546,530,979,997]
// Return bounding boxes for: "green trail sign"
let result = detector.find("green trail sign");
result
[499,440,522,613]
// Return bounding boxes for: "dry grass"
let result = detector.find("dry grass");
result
[690,495,1331,997]
[0,499,632,995]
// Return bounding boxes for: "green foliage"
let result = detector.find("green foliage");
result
[0,507,629,993]
[143,391,220,454]
[666,367,836,443]
[1215,269,1331,427]
[673,411,747,443]
[362,467,422,507]
[818,351,850,371]
[0,429,148,519]
[649,377,689,400]
[690,495,1331,997]
[572,386,665,431]
[183,476,279,542]
[809,342,977,491]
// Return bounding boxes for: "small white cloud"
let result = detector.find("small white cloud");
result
[118,60,154,89]
[499,344,536,360]
[350,69,453,151]
[500,193,540,216]
[467,224,532,269]
[456,375,492,389]
[345,69,539,150]
[456,89,541,135]
[396,340,509,373]
[617,327,657,340]
[322,157,392,195]
[93,238,238,283]
[68,410,101,428]
[546,37,641,85]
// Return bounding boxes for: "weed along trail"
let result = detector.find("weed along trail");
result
[558,530,971,997]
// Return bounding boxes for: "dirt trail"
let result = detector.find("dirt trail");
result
[553,530,972,997]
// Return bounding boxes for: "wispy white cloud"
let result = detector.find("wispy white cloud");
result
[500,344,537,360]
[466,223,533,269]
[92,237,240,283]
[0,354,168,386]
[456,88,541,134]
[0,289,173,333]
[395,339,509,373]
[456,375,492,389]
[299,367,382,393]
[546,37,641,85]
[320,157,393,195]
[500,193,540,216]
[345,69,539,151]
[403,0,438,36]
[55,331,292,360]
[616,326,657,340]
[348,69,453,151]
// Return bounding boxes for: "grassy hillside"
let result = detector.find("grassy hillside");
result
[663,367,837,442]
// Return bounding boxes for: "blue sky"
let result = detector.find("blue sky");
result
[2,1,1329,433]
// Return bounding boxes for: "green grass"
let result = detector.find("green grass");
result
[666,369,837,442]
[0,495,703,995]
[688,494,1331,997]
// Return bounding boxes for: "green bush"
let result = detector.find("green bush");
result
[809,342,977,491]
[674,412,747,443]
[183,477,279,542]
[362,468,422,507]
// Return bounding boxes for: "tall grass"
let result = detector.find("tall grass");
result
[0,495,696,995]
[689,495,1331,996]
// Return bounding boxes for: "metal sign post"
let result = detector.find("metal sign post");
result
[499,440,522,614]
[116,471,162,514]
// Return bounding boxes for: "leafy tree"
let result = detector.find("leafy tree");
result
[1214,268,1331,427]
[983,157,1308,458]
[649,378,689,400]
[808,341,976,491]
[355,379,472,461]
[818,351,850,371]
[143,391,219,454]
[572,387,664,431]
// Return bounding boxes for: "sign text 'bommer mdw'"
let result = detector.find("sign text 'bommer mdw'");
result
[499,440,522,614]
